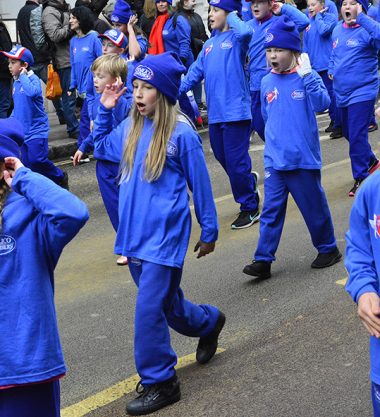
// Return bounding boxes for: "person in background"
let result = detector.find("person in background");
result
[139,0,157,39]
[0,20,12,119]
[75,0,111,33]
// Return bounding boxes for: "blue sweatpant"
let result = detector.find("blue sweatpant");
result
[254,168,337,262]
[96,160,119,232]
[209,120,258,212]
[128,259,220,385]
[21,138,64,184]
[250,90,265,141]
[0,380,60,417]
[373,382,380,417]
[78,98,90,148]
[340,99,377,180]
[318,70,337,126]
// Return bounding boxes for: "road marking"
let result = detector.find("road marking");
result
[61,348,225,417]
[336,278,347,286]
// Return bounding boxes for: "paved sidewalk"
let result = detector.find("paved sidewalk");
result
[47,112,78,161]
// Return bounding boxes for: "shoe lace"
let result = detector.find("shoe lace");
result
[135,380,158,399]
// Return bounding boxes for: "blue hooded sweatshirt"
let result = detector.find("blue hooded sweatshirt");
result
[0,168,88,387]
[11,71,49,141]
[246,4,309,92]
[328,13,380,107]
[70,31,102,94]
[92,105,218,268]
[261,69,330,170]
[345,170,380,385]
[180,12,252,124]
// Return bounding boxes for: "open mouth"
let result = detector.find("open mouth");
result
[136,102,146,112]
[271,62,279,69]
[345,11,352,19]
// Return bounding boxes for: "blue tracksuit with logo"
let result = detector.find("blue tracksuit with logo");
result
[329,14,380,180]
[246,5,309,140]
[92,106,220,385]
[253,69,337,262]
[11,71,64,184]
[180,12,258,213]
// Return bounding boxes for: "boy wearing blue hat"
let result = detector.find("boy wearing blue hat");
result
[329,0,380,196]
[243,15,341,279]
[93,51,225,415]
[0,118,89,417]
[0,45,68,189]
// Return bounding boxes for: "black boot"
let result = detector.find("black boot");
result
[242,261,271,279]
[126,376,181,416]
[196,311,226,365]
[311,248,342,269]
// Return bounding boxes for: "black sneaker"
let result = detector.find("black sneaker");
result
[329,128,343,139]
[242,261,271,279]
[196,311,226,365]
[325,121,334,133]
[58,171,69,190]
[368,123,378,133]
[126,376,181,416]
[311,248,342,269]
[231,210,260,229]
[348,179,363,197]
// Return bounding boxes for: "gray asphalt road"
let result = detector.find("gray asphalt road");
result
[55,112,378,416]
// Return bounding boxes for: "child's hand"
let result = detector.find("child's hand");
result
[358,292,380,338]
[319,6,328,14]
[354,2,363,17]
[128,15,138,33]
[296,53,312,78]
[100,77,127,109]
[3,157,24,188]
[72,150,83,166]
[375,107,380,119]
[272,1,283,15]
[194,240,215,258]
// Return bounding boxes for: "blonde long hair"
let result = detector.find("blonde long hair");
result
[121,91,178,182]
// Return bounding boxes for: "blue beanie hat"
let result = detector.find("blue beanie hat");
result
[0,119,24,160]
[340,0,368,12]
[155,0,173,5]
[98,29,128,48]
[0,45,34,67]
[209,0,242,13]
[264,15,301,53]
[111,0,133,24]
[133,52,186,105]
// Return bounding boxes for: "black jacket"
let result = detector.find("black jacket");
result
[176,10,208,58]
[0,22,12,80]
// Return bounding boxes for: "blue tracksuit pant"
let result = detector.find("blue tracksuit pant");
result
[128,258,220,385]
[78,98,91,148]
[0,380,60,417]
[21,138,64,184]
[250,90,265,141]
[319,70,337,126]
[209,120,258,212]
[254,168,337,262]
[96,160,119,232]
[340,99,377,180]
[373,382,380,417]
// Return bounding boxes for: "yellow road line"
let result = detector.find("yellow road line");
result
[61,348,225,417]
[336,277,347,286]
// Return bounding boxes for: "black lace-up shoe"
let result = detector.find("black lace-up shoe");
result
[348,179,363,197]
[126,376,181,416]
[243,260,271,279]
[196,311,226,365]
[311,248,342,269]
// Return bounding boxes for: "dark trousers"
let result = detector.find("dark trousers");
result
[250,90,265,141]
[57,67,79,135]
[0,78,11,118]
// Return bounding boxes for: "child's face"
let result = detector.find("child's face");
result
[208,7,228,31]
[102,39,124,55]
[156,1,169,13]
[307,0,323,16]
[250,0,272,20]
[8,59,27,77]
[133,79,158,118]
[69,14,80,31]
[112,22,129,35]
[266,48,295,72]
[93,70,118,93]
[341,0,360,24]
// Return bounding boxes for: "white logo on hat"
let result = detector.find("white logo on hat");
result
[0,235,16,256]
[134,65,154,80]
[265,33,274,43]
[210,0,220,4]
[109,29,118,37]
[112,14,119,22]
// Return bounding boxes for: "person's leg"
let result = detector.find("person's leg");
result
[0,78,11,119]
[96,160,120,232]
[208,123,227,169]
[57,67,79,136]
[254,168,288,263]
[319,71,336,126]
[192,82,203,106]
[78,98,90,148]
[0,380,60,417]
[372,382,380,417]
[250,90,265,141]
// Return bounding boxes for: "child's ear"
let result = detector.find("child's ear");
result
[22,62,29,70]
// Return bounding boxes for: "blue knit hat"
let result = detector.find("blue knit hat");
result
[0,119,24,160]
[111,0,133,24]
[209,0,242,13]
[155,0,173,5]
[133,52,186,105]
[340,0,368,12]
[0,45,34,67]
[264,15,301,53]
[98,29,128,48]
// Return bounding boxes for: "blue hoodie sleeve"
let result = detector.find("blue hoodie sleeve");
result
[314,12,337,36]
[92,103,127,162]
[282,4,310,32]
[18,74,42,98]
[11,167,89,264]
[227,11,252,48]
[303,70,330,112]
[175,15,193,63]
[69,38,77,90]
[345,182,379,304]
[86,72,95,121]
[179,48,205,94]
[357,12,380,48]
[260,83,268,123]
[79,133,94,154]
[113,95,131,126]
[136,35,148,58]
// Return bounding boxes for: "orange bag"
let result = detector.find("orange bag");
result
[46,64,62,100]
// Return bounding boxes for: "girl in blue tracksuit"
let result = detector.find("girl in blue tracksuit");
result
[69,6,102,148]
[243,16,341,280]
[92,51,225,416]
[245,0,309,141]
[0,118,88,417]
[303,0,339,134]
[328,0,380,197]
[180,0,260,230]
[345,170,380,417]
